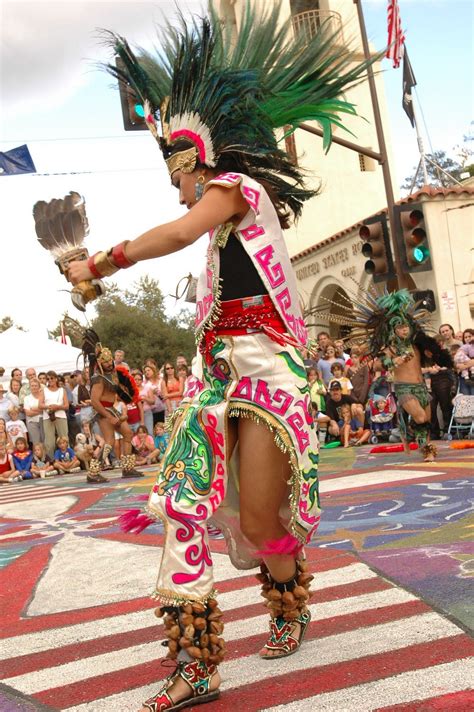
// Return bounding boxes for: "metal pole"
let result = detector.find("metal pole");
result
[299,122,382,162]
[412,102,429,185]
[353,0,409,288]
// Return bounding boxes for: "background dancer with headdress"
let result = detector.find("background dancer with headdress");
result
[324,288,452,463]
[67,3,379,709]
[82,330,144,483]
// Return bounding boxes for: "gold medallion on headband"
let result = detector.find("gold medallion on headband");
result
[165,147,198,177]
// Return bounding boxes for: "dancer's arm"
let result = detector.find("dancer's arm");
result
[67,185,247,284]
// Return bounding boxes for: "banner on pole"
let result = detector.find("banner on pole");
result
[386,0,406,69]
[0,145,36,175]
[402,49,417,127]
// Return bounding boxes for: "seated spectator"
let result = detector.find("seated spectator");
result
[53,436,81,474]
[325,381,364,440]
[328,362,353,395]
[132,425,158,465]
[12,437,34,479]
[318,345,346,386]
[153,422,169,458]
[0,384,13,422]
[23,378,44,445]
[0,443,16,483]
[6,406,28,446]
[368,394,395,433]
[339,403,370,448]
[0,418,14,453]
[31,442,58,478]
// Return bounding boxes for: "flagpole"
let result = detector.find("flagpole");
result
[412,100,429,186]
[353,0,410,290]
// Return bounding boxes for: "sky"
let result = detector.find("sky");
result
[0,0,472,337]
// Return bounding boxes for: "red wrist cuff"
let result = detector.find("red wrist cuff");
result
[87,255,102,279]
[111,241,136,269]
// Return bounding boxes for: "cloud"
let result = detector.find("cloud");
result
[1,1,203,118]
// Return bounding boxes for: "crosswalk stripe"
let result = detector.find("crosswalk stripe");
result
[266,658,474,711]
[0,562,378,660]
[60,613,464,711]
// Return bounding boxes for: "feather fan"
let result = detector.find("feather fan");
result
[33,191,89,259]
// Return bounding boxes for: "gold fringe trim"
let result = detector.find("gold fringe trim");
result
[228,402,307,546]
[151,587,219,606]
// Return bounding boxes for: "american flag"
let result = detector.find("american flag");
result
[386,0,406,69]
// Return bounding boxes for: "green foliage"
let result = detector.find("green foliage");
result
[89,276,195,369]
[402,150,464,192]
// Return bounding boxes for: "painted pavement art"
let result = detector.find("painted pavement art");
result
[314,443,473,631]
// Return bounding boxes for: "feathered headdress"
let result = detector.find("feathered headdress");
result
[306,285,432,356]
[33,191,105,311]
[101,0,381,220]
[81,327,139,404]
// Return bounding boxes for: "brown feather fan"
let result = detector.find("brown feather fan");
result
[32,191,104,312]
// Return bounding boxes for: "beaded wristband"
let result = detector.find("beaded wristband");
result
[110,241,136,269]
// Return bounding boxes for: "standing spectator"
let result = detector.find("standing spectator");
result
[75,370,95,430]
[328,362,353,394]
[316,331,331,356]
[12,437,34,479]
[347,351,370,406]
[438,324,461,349]
[8,378,25,422]
[38,371,69,458]
[11,368,23,381]
[53,436,81,474]
[176,354,188,369]
[23,378,44,445]
[161,362,185,415]
[132,371,155,435]
[334,339,350,363]
[0,443,16,483]
[144,364,166,425]
[454,328,474,395]
[114,349,129,370]
[318,345,346,386]
[19,368,39,406]
[64,372,81,446]
[426,337,456,439]
[0,418,14,453]
[6,406,28,446]
[38,372,47,386]
[0,385,13,422]
[126,390,145,433]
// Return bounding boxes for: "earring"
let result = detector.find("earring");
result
[195,174,205,201]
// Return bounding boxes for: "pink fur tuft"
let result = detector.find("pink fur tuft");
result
[255,533,303,558]
[119,508,155,534]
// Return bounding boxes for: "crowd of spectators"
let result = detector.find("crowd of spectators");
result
[0,349,191,483]
[304,324,473,448]
[0,324,472,481]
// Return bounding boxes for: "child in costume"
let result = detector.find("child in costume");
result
[67,4,379,709]
[12,437,34,479]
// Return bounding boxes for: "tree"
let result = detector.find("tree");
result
[401,150,464,193]
[67,276,196,369]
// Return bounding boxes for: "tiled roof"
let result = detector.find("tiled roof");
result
[291,184,474,263]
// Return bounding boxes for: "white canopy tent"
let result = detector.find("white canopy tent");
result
[0,327,83,381]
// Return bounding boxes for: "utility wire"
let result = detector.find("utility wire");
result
[1,133,147,144]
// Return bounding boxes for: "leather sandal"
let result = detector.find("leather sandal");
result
[143,660,220,711]
[260,610,311,659]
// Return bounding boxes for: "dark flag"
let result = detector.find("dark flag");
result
[0,144,36,175]
[402,49,417,127]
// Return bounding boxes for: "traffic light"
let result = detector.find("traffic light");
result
[394,203,433,273]
[116,58,147,131]
[411,289,436,312]
[359,214,394,283]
